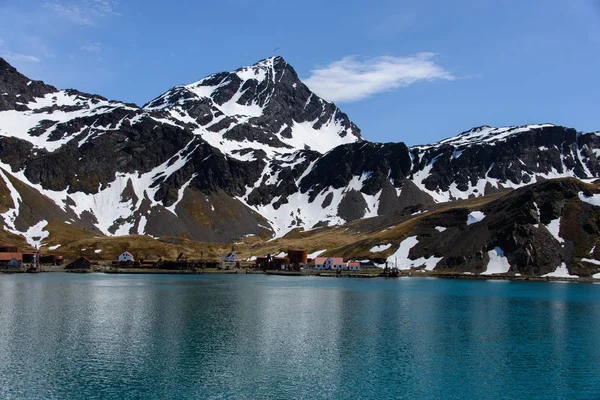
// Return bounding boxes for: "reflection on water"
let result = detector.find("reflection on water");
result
[1,274,600,399]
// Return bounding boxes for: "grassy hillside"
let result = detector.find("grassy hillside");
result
[2,178,600,279]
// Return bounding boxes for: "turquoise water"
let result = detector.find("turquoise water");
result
[0,274,599,399]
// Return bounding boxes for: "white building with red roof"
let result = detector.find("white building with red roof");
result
[314,257,345,270]
[347,262,361,271]
[118,251,134,262]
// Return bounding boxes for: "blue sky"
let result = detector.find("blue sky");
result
[1,0,599,145]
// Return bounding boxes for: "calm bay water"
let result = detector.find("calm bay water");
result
[0,274,599,399]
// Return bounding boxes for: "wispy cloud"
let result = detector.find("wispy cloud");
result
[45,0,120,26]
[1,52,41,63]
[0,39,41,63]
[304,53,454,103]
[81,42,103,52]
[90,0,120,16]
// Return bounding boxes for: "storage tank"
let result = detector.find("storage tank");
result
[287,248,308,265]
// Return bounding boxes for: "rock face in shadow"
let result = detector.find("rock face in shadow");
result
[359,178,600,277]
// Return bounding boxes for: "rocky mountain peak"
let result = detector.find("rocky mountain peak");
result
[0,58,57,111]
[144,56,361,156]
[233,56,289,78]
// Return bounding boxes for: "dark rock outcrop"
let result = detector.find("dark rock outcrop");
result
[404,179,600,276]
[0,58,56,111]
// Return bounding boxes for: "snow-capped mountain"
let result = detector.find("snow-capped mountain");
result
[0,56,599,247]
[408,124,600,202]
[239,124,600,235]
[144,56,362,159]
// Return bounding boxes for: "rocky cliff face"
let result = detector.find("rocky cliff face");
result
[332,178,600,278]
[0,56,599,253]
[0,58,57,111]
[240,124,600,235]
[409,124,600,202]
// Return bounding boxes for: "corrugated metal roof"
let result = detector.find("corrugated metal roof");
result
[0,252,22,261]
[314,257,344,265]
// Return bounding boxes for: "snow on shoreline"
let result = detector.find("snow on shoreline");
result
[482,247,510,275]
[386,236,442,270]
[542,263,578,278]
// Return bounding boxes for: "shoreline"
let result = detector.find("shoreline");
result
[1,268,598,283]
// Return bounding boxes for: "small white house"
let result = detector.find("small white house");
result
[222,247,238,263]
[347,262,361,271]
[118,251,134,263]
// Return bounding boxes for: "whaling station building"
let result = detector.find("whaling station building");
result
[313,257,361,271]
[255,248,360,271]
[0,244,64,269]
[0,244,22,268]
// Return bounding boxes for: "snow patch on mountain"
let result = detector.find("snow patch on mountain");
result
[243,185,345,236]
[533,202,541,227]
[285,118,358,154]
[582,258,600,266]
[579,191,600,206]
[0,134,199,237]
[385,236,442,270]
[0,90,138,152]
[545,218,564,243]
[241,171,381,236]
[20,220,50,248]
[308,249,327,258]
[0,166,49,247]
[166,173,198,216]
[413,255,443,270]
[416,124,556,149]
[387,236,418,266]
[370,243,392,252]
[0,167,22,230]
[467,211,486,225]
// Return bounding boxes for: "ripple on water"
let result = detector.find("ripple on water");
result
[0,274,600,399]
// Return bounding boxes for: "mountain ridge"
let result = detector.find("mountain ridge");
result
[1,55,600,279]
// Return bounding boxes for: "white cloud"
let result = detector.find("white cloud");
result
[304,53,454,103]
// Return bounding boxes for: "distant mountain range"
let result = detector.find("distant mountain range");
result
[1,56,600,277]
